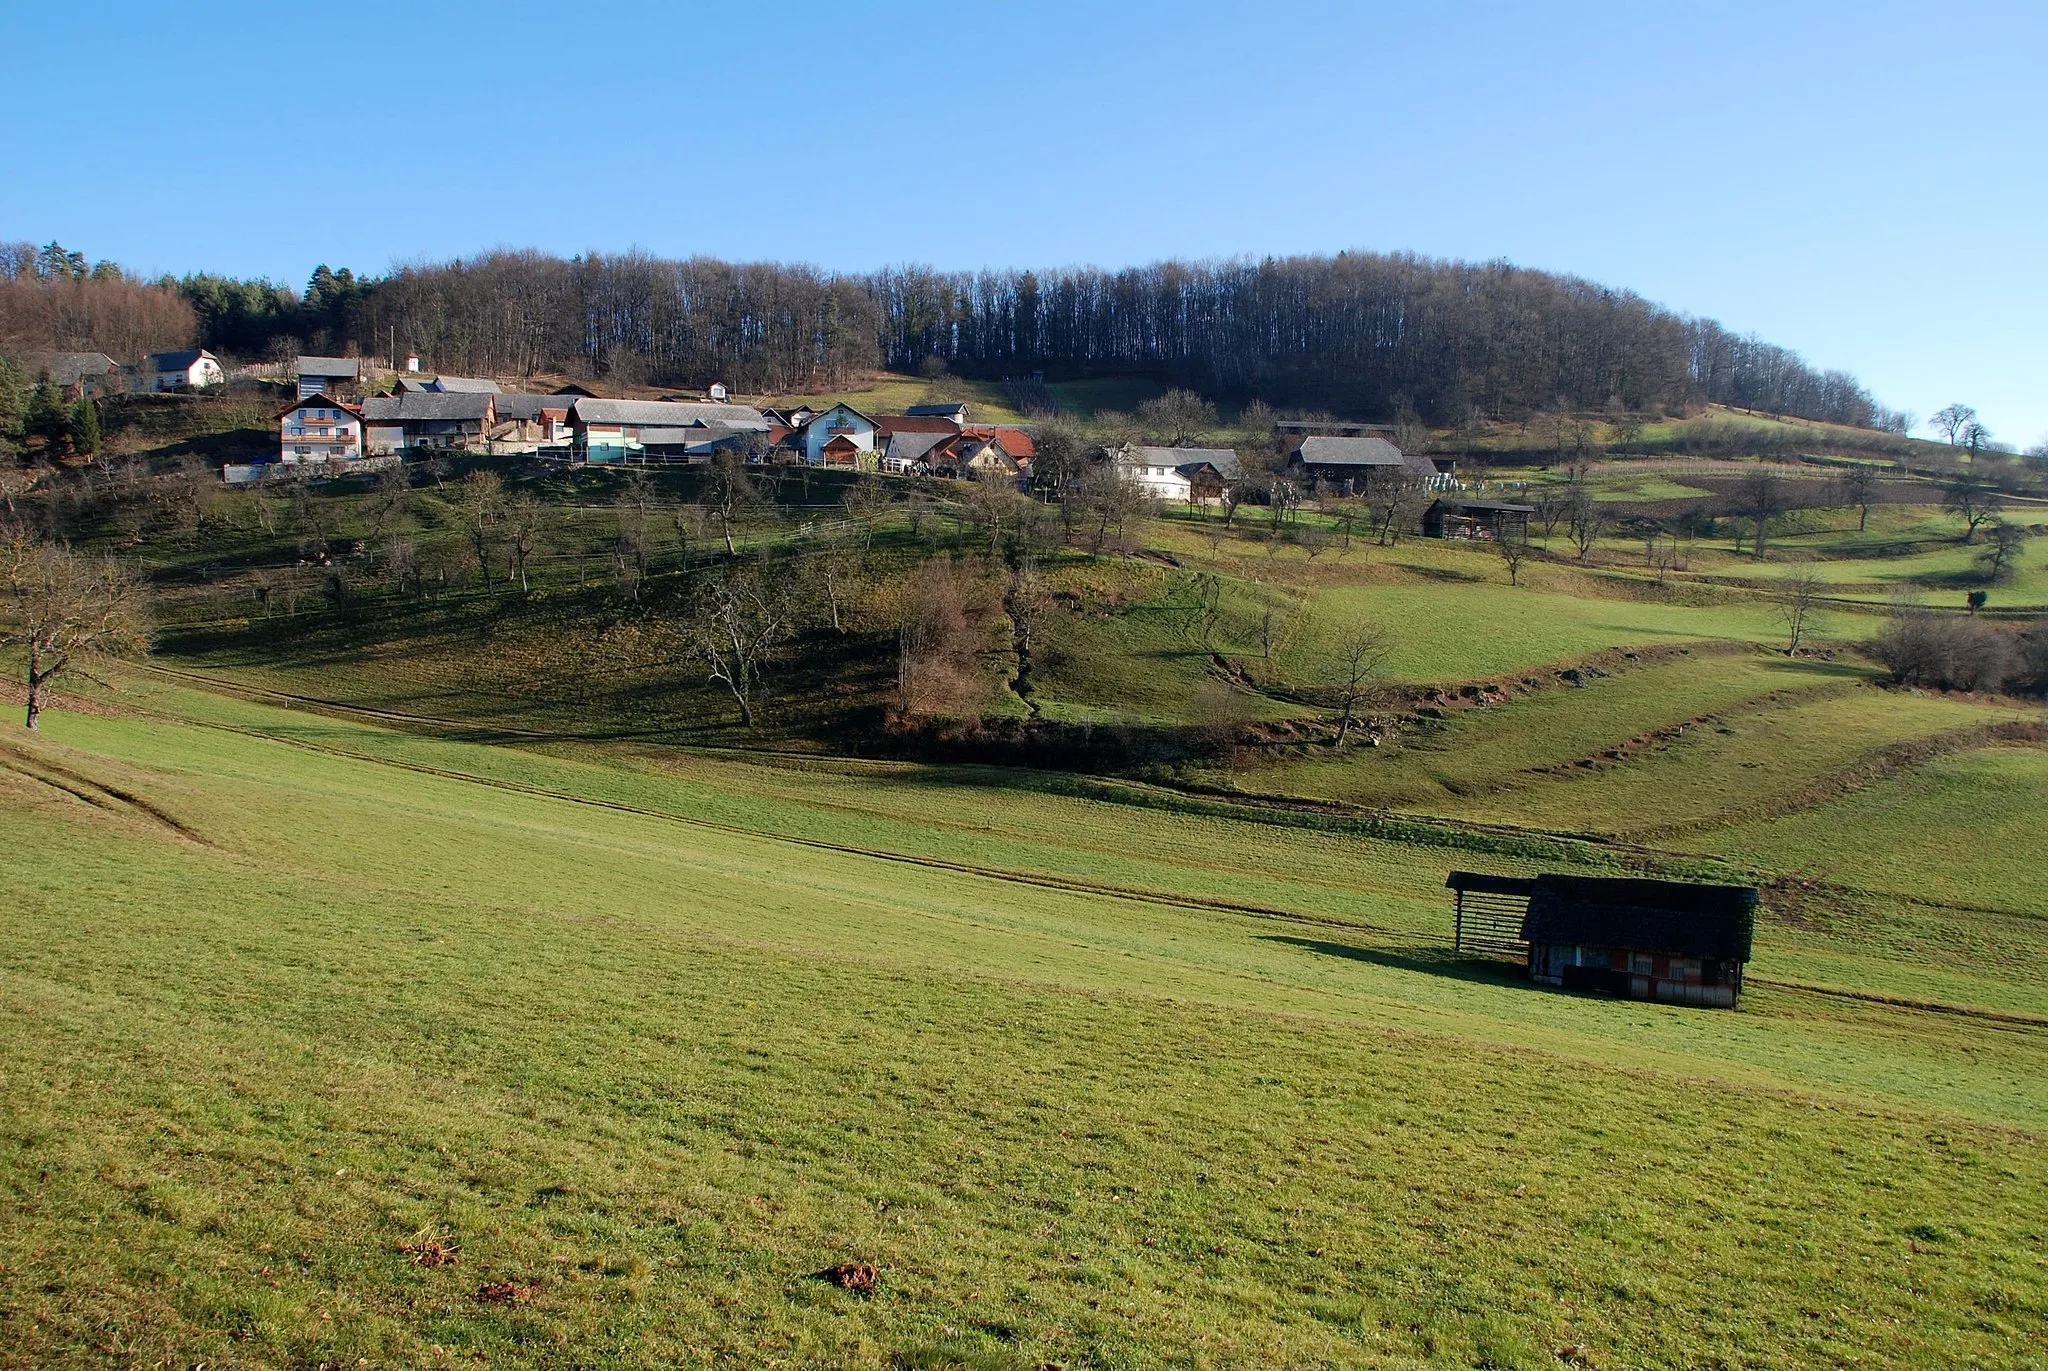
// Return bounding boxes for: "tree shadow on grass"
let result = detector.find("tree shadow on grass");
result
[1259,934,1528,988]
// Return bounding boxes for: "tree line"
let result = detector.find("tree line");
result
[3,241,1906,431]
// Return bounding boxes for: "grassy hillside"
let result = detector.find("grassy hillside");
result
[3,684,2045,1370]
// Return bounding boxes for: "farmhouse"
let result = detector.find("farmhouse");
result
[295,356,362,400]
[1446,871,1758,1008]
[27,351,122,399]
[568,398,769,463]
[361,391,496,453]
[1284,435,1448,494]
[1423,497,1534,542]
[491,393,575,450]
[1112,445,1241,504]
[799,403,879,465]
[141,348,224,392]
[276,395,365,465]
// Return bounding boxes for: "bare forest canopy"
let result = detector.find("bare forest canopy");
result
[1,241,1906,431]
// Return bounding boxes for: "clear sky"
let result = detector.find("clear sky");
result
[4,0,2042,444]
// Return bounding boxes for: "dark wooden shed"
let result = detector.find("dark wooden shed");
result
[1422,497,1535,542]
[1446,871,1759,1008]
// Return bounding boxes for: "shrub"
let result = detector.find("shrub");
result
[1870,606,2018,692]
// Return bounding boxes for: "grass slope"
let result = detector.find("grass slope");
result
[2,694,2046,1368]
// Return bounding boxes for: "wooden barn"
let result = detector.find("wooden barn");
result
[1423,497,1535,542]
[1445,871,1758,1008]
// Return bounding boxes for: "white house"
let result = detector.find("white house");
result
[801,403,878,465]
[142,349,224,392]
[276,395,365,465]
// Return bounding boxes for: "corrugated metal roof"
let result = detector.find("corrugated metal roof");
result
[296,356,361,378]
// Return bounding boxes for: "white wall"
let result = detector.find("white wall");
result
[804,405,876,464]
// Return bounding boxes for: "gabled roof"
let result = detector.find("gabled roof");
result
[296,355,361,379]
[25,352,119,386]
[147,348,216,370]
[1521,876,1758,962]
[430,375,502,394]
[905,402,969,418]
[884,429,953,463]
[494,393,575,421]
[1288,434,1408,466]
[551,382,600,397]
[975,425,1036,459]
[359,392,495,422]
[802,402,878,430]
[876,414,963,437]
[572,398,769,431]
[275,394,365,420]
[1126,445,1239,478]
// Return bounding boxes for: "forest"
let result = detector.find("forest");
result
[2,240,1906,430]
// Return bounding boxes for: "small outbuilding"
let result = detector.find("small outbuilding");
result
[1423,497,1534,542]
[1446,871,1758,1008]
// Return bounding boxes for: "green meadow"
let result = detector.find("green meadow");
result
[4,449,2048,1368]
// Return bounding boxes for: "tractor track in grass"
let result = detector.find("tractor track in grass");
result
[131,664,2048,1032]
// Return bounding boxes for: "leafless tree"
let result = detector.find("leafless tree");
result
[1836,464,1880,532]
[1928,403,1978,446]
[1565,485,1607,560]
[1735,467,1786,557]
[700,450,771,556]
[1779,564,1826,653]
[362,462,413,538]
[452,469,505,592]
[1324,622,1397,746]
[1497,531,1531,586]
[688,564,791,728]
[1370,473,1429,546]
[1979,521,2027,581]
[502,492,549,594]
[893,554,1002,718]
[800,522,865,633]
[1942,476,2004,543]
[0,533,149,729]
[1138,389,1218,446]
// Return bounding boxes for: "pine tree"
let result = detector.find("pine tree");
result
[69,398,101,458]
[25,375,67,453]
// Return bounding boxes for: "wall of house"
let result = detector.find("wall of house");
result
[805,407,876,464]
[279,405,362,463]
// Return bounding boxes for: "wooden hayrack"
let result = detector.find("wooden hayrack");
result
[1445,871,1536,958]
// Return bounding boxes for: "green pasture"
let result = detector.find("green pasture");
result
[2,687,2046,1369]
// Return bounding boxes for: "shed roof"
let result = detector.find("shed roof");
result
[1432,497,1536,514]
[1521,875,1758,962]
[147,349,216,370]
[296,355,361,379]
[905,402,969,418]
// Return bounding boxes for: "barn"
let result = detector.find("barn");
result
[1445,871,1758,1008]
[1423,497,1534,542]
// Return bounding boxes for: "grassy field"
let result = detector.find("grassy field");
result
[3,685,2046,1370]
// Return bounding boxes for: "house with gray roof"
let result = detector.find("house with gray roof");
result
[142,348,224,392]
[1113,445,1244,504]
[569,397,769,463]
[361,391,497,452]
[295,356,362,400]
[1283,435,1449,493]
[905,402,969,423]
[26,352,122,399]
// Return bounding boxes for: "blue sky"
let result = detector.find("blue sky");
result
[5,0,2042,444]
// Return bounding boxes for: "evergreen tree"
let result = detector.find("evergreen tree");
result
[69,398,101,458]
[25,375,68,453]
[0,357,29,440]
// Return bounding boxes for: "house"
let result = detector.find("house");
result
[1283,435,1448,495]
[276,395,365,465]
[26,352,122,399]
[568,398,769,463]
[925,432,1019,480]
[360,391,497,453]
[762,405,817,429]
[1423,497,1534,542]
[798,403,878,466]
[295,356,362,400]
[904,402,969,424]
[881,428,952,473]
[1444,871,1758,1009]
[1113,445,1241,503]
[491,393,576,450]
[141,348,224,392]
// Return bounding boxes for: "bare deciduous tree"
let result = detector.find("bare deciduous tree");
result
[1942,476,2004,543]
[1138,389,1219,446]
[452,469,505,593]
[700,450,771,556]
[1565,485,1607,561]
[1735,466,1786,557]
[894,554,1002,718]
[0,534,149,729]
[1979,520,2027,581]
[502,492,548,594]
[1928,403,1978,446]
[1835,464,1880,532]
[1497,530,1531,586]
[1779,564,1826,653]
[1324,621,1396,747]
[688,564,790,728]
